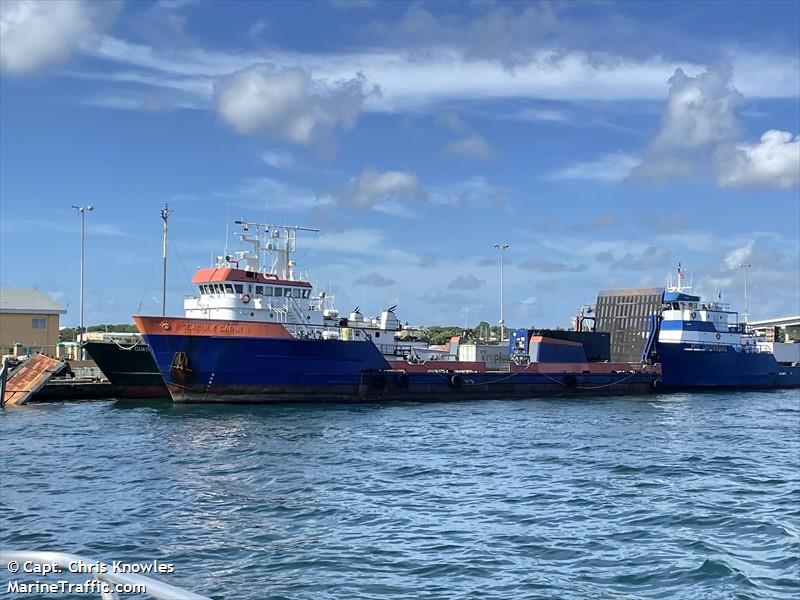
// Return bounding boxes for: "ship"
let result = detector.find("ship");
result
[648,266,800,389]
[132,220,660,403]
[84,334,167,397]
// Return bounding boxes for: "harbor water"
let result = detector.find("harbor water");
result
[1,391,798,599]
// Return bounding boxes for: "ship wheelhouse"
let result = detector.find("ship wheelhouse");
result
[184,266,324,327]
[658,290,752,348]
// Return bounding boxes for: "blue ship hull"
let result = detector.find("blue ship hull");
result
[140,327,658,403]
[657,342,800,389]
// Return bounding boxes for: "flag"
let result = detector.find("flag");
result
[678,262,685,280]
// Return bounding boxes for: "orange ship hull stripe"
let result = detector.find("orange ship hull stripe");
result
[133,316,293,338]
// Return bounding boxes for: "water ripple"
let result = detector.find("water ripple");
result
[1,390,798,599]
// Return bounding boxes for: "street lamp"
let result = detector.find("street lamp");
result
[72,205,94,355]
[738,263,751,323]
[494,243,510,341]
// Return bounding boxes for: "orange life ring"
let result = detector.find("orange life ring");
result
[161,322,171,331]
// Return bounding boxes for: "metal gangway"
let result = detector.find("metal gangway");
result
[0,551,210,600]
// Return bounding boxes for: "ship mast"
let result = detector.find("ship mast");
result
[233,220,319,279]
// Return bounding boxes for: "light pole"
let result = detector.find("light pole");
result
[738,263,752,323]
[161,203,170,316]
[72,205,94,356]
[494,243,510,341]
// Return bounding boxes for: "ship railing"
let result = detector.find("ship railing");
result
[287,297,315,333]
[0,551,210,600]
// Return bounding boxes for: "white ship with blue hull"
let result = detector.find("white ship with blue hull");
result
[649,268,800,390]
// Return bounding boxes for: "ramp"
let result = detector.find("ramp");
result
[1,354,68,407]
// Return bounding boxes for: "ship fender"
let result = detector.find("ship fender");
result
[396,372,410,388]
[652,378,662,391]
[449,374,464,388]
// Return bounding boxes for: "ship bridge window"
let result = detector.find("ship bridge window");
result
[256,285,263,296]
[234,284,243,294]
[264,286,273,297]
[285,287,292,297]
[274,287,282,297]
[302,289,310,299]
[292,288,301,298]
[224,284,234,294]
[214,284,223,294]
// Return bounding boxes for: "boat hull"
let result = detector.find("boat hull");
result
[657,342,800,389]
[84,340,167,398]
[134,316,659,403]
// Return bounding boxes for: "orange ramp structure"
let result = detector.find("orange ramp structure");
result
[1,354,68,407]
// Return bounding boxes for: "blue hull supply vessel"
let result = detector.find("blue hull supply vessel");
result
[135,316,659,403]
[649,266,800,390]
[132,219,660,403]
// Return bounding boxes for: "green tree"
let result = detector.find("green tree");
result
[59,323,138,342]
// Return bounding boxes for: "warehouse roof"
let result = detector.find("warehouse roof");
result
[0,287,67,314]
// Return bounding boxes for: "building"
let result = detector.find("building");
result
[0,287,67,356]
[594,288,665,362]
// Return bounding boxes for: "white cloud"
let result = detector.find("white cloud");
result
[222,176,330,211]
[214,64,373,151]
[518,257,587,273]
[74,32,799,119]
[0,0,109,74]
[632,65,799,189]
[717,130,800,190]
[654,67,742,149]
[354,272,395,287]
[261,150,296,169]
[609,246,669,271]
[436,111,495,160]
[338,168,425,210]
[447,274,485,290]
[437,111,470,134]
[429,176,511,207]
[508,107,573,123]
[442,134,495,160]
[723,241,754,270]
[549,152,642,182]
[633,66,742,181]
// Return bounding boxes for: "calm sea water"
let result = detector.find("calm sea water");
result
[1,391,798,599]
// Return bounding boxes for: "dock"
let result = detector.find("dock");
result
[1,354,69,407]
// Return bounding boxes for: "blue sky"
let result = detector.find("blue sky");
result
[1,0,798,328]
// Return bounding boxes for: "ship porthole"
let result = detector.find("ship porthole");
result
[690,311,697,319]
[716,333,721,340]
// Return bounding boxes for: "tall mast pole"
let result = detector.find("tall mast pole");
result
[72,205,94,357]
[494,243,510,341]
[738,263,751,323]
[161,203,170,316]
